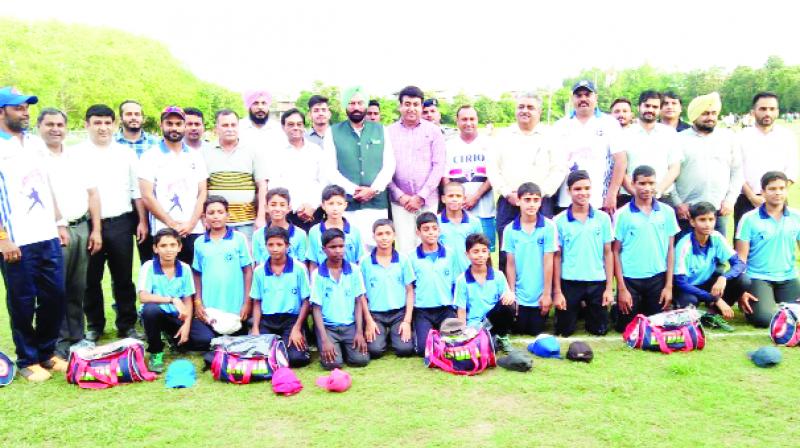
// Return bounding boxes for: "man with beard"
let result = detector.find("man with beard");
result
[388,86,446,253]
[183,107,211,151]
[366,100,381,123]
[78,104,146,342]
[618,91,681,207]
[115,100,157,158]
[37,108,102,357]
[487,92,564,273]
[552,80,626,215]
[673,92,743,239]
[305,95,332,148]
[610,98,634,129]
[735,92,799,229]
[324,86,395,249]
[0,87,68,381]
[203,109,268,240]
[240,90,281,152]
[660,91,691,132]
[139,107,208,264]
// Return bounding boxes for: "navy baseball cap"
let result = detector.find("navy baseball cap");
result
[0,351,15,387]
[165,359,196,388]
[528,334,561,359]
[571,80,596,94]
[0,86,38,107]
[748,347,782,368]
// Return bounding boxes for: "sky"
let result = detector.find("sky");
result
[5,0,799,99]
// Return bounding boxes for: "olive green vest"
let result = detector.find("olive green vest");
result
[330,121,388,211]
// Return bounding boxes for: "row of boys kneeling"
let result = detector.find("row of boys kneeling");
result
[139,166,798,372]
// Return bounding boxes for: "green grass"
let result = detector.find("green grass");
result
[2,123,800,447]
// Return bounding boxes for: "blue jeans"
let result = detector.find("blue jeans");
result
[479,217,497,252]
[1,238,65,368]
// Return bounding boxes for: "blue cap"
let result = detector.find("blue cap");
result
[0,87,38,107]
[528,334,561,359]
[571,80,596,94]
[165,359,196,388]
[0,351,14,387]
[748,347,782,368]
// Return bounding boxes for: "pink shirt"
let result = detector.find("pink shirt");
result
[387,120,446,206]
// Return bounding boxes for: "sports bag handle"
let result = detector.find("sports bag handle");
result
[76,358,120,389]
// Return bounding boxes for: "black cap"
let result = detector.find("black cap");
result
[566,341,593,363]
[497,350,533,372]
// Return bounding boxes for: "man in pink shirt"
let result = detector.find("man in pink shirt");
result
[387,86,446,253]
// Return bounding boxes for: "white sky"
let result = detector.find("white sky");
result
[5,0,799,99]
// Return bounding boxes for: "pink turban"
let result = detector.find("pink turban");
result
[243,90,272,109]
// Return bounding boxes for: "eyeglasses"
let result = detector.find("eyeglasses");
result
[423,99,438,107]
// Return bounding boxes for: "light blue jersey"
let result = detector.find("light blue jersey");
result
[454,267,509,327]
[192,228,253,314]
[736,205,800,281]
[307,219,364,266]
[359,250,416,312]
[501,215,558,307]
[438,211,484,273]
[410,244,459,309]
[613,200,679,279]
[554,206,613,282]
[137,259,194,315]
[674,231,736,285]
[310,261,365,326]
[252,224,308,265]
[250,257,310,315]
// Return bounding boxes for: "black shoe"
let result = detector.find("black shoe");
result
[85,330,101,343]
[119,328,144,340]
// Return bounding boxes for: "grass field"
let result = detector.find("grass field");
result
[2,123,800,447]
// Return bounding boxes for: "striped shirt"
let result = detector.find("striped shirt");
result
[203,142,268,225]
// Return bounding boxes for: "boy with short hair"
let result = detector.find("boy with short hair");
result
[360,219,416,359]
[674,201,743,331]
[736,171,800,327]
[253,187,308,265]
[613,165,680,332]
[310,228,370,370]
[307,184,364,272]
[409,212,460,355]
[553,171,614,337]
[250,226,312,367]
[502,182,559,336]
[139,228,206,373]
[438,181,484,273]
[192,196,253,337]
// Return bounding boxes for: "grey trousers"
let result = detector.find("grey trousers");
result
[320,324,370,370]
[367,308,415,358]
[57,221,89,357]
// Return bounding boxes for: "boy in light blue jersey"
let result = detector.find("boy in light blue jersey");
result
[410,212,459,355]
[613,165,680,332]
[139,228,208,373]
[252,187,308,266]
[455,234,516,352]
[736,171,800,327]
[674,201,743,331]
[438,182,484,273]
[553,171,614,337]
[250,226,311,367]
[192,196,253,336]
[502,182,558,336]
[310,228,370,370]
[307,185,364,273]
[360,219,415,358]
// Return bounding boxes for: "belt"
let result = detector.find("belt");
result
[102,212,132,223]
[68,214,89,227]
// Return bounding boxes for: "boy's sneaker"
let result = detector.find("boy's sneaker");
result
[495,335,513,353]
[148,352,165,374]
[700,312,735,332]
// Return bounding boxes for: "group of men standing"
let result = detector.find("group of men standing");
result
[0,79,797,381]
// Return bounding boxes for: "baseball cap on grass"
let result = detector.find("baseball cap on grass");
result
[316,368,351,392]
[566,341,594,363]
[748,347,781,368]
[272,367,303,396]
[528,334,561,359]
[497,350,533,372]
[0,86,38,107]
[165,359,196,388]
[0,351,15,387]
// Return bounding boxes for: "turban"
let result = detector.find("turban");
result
[341,86,368,109]
[243,90,272,109]
[687,92,721,123]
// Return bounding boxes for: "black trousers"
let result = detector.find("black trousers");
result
[413,306,456,356]
[733,193,757,238]
[556,280,609,337]
[85,213,138,335]
[613,272,667,333]
[513,305,548,336]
